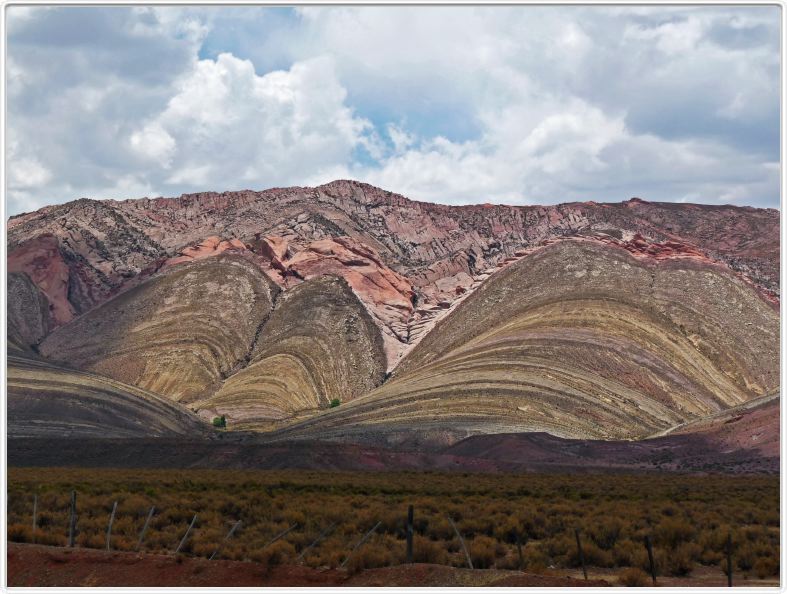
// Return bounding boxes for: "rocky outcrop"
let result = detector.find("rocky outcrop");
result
[7,234,74,326]
[164,235,248,267]
[283,237,414,363]
[39,256,280,403]
[169,234,415,367]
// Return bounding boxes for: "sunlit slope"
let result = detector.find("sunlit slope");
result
[195,276,386,430]
[269,240,779,441]
[39,256,280,403]
[8,353,205,438]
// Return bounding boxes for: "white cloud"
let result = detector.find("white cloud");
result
[8,158,53,191]
[128,53,373,191]
[129,123,177,166]
[5,6,780,215]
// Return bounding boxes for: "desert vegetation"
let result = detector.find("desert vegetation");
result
[7,468,778,581]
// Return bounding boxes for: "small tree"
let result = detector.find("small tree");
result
[329,398,341,408]
[213,415,226,428]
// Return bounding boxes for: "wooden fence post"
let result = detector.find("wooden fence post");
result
[406,505,414,564]
[644,535,657,585]
[136,506,156,551]
[341,521,382,569]
[574,528,587,580]
[516,531,525,571]
[68,491,77,547]
[105,501,118,551]
[447,516,473,569]
[297,522,337,562]
[175,514,198,554]
[726,531,733,587]
[210,520,242,561]
[262,523,299,549]
[32,494,37,545]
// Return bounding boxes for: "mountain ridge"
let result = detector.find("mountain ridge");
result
[6,180,781,449]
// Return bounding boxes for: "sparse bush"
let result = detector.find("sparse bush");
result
[413,535,448,565]
[618,567,649,586]
[522,545,550,574]
[663,542,700,576]
[346,541,394,574]
[8,524,32,543]
[249,540,295,566]
[754,556,779,578]
[588,517,624,550]
[654,518,694,549]
[469,535,502,569]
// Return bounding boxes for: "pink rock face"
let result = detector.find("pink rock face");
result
[7,234,75,326]
[155,231,416,363]
[164,236,249,267]
[285,236,415,338]
[255,236,290,268]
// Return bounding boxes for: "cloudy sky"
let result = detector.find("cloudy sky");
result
[6,6,781,214]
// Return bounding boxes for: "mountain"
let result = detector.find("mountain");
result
[7,353,204,438]
[253,239,779,443]
[8,180,779,369]
[193,275,387,431]
[39,256,279,403]
[6,180,780,462]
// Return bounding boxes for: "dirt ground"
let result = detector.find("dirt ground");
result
[8,543,610,587]
[8,543,780,587]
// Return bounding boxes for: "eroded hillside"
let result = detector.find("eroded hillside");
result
[194,276,386,430]
[260,239,779,442]
[6,181,781,444]
[39,256,280,403]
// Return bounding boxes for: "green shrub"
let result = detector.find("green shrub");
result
[212,416,226,428]
[329,399,341,408]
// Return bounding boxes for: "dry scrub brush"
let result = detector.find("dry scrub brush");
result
[7,468,779,577]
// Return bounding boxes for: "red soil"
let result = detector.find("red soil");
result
[7,543,608,587]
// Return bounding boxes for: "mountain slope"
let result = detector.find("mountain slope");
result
[8,181,779,368]
[7,272,50,354]
[194,275,386,430]
[7,181,781,447]
[7,353,205,438]
[39,256,280,402]
[261,239,779,442]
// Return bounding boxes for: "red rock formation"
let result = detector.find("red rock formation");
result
[164,236,248,267]
[7,234,74,326]
[274,236,415,366]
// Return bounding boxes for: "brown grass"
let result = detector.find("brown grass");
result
[7,468,779,577]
